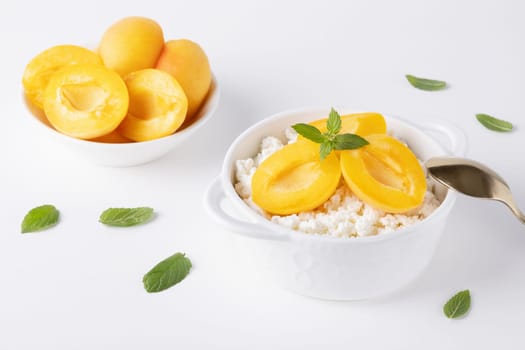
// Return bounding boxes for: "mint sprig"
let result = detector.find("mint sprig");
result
[292,108,369,160]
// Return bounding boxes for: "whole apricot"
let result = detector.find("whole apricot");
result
[98,17,164,77]
[155,39,211,120]
[22,45,102,110]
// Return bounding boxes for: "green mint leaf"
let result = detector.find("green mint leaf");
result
[99,207,154,227]
[326,107,342,135]
[333,133,369,150]
[406,74,447,91]
[21,204,60,233]
[476,113,513,132]
[292,123,326,144]
[143,252,192,293]
[295,107,367,160]
[319,141,334,160]
[443,289,471,319]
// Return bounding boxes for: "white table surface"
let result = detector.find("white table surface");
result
[2,0,525,348]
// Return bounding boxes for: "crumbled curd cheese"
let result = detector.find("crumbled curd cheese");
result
[234,131,441,238]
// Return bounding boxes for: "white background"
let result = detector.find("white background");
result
[1,0,525,348]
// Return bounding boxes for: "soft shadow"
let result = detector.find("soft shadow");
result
[378,197,525,303]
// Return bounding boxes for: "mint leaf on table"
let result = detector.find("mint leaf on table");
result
[406,74,447,91]
[443,289,471,319]
[21,204,60,233]
[476,113,513,132]
[292,107,369,160]
[143,252,192,293]
[99,207,154,227]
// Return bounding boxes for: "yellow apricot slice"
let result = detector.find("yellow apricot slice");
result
[155,39,211,120]
[98,16,165,77]
[340,134,426,213]
[117,69,188,142]
[43,63,129,139]
[252,142,341,215]
[22,45,102,110]
[298,112,386,143]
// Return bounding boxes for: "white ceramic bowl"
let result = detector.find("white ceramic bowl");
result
[23,77,220,167]
[205,107,466,300]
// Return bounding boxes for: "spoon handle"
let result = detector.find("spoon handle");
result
[499,193,525,225]
[507,204,525,225]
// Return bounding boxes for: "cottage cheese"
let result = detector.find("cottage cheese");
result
[234,130,441,238]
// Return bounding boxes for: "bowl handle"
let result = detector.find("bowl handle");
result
[413,119,467,156]
[204,177,289,241]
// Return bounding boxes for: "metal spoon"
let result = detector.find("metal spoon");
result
[426,157,525,224]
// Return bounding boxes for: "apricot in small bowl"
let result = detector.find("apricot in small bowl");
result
[24,74,219,167]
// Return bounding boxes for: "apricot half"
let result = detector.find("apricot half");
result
[89,130,132,143]
[340,134,426,213]
[252,142,341,215]
[43,63,129,139]
[156,39,211,120]
[98,16,165,77]
[298,112,387,143]
[117,69,188,142]
[23,45,102,110]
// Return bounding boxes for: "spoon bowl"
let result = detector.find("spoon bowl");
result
[426,157,525,224]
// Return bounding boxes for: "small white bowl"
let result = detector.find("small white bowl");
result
[23,76,220,167]
[205,107,466,300]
